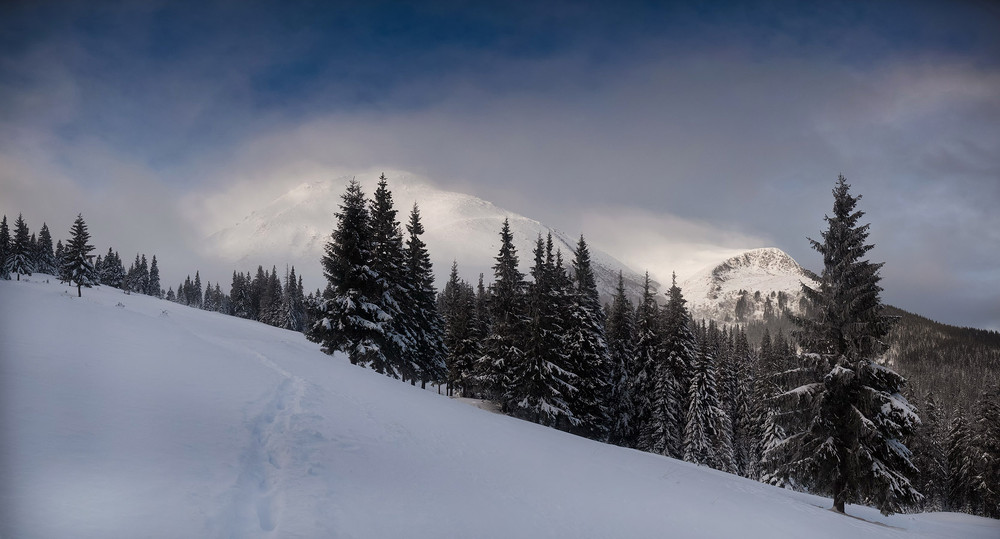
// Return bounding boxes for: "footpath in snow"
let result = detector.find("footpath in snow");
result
[2,276,998,538]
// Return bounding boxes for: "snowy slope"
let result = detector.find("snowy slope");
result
[204,173,655,303]
[680,247,817,323]
[3,277,998,539]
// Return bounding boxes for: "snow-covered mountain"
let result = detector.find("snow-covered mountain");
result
[4,276,997,538]
[205,173,656,303]
[680,247,817,323]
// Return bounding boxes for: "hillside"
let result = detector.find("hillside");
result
[2,276,998,538]
[884,305,1000,409]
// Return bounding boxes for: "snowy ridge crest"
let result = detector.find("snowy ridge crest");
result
[680,247,817,324]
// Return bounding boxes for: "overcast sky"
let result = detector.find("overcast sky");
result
[2,1,999,330]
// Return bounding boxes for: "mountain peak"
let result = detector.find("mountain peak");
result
[680,247,815,323]
[713,247,803,276]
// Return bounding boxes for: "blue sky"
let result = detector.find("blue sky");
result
[2,0,999,329]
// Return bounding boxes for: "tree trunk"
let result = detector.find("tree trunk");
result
[833,475,846,513]
[77,283,82,297]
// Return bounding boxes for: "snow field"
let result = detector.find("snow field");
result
[1,276,998,538]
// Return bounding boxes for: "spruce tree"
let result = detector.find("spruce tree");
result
[441,262,481,396]
[279,266,305,331]
[147,255,161,297]
[683,323,736,472]
[308,179,395,375]
[755,329,791,486]
[946,411,975,513]
[193,271,203,308]
[0,215,10,279]
[563,235,611,440]
[402,204,447,388]
[230,271,250,318]
[36,223,57,275]
[62,214,97,297]
[6,213,34,280]
[776,176,919,515]
[650,274,695,458]
[478,218,527,406]
[369,175,413,379]
[910,392,948,511]
[606,271,637,447]
[730,328,757,476]
[54,239,67,282]
[511,235,577,428]
[633,272,662,452]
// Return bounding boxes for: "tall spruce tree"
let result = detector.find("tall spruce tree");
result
[776,176,920,515]
[308,179,395,375]
[510,234,577,428]
[0,215,10,279]
[36,222,57,275]
[478,218,527,406]
[62,214,97,297]
[633,272,662,452]
[911,392,948,511]
[54,240,68,282]
[440,262,481,396]
[946,411,975,513]
[730,328,757,476]
[193,271,203,308]
[606,271,637,447]
[564,235,612,440]
[402,204,447,388]
[684,325,735,472]
[755,329,791,486]
[147,255,161,297]
[651,274,695,458]
[369,175,412,380]
[6,213,34,280]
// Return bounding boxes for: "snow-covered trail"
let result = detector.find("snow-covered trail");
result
[2,276,998,538]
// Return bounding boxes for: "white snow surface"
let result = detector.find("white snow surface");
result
[681,247,817,322]
[2,276,998,539]
[204,173,655,303]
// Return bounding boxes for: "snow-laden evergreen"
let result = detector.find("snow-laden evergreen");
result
[509,234,578,428]
[401,203,447,388]
[369,174,414,380]
[478,218,528,406]
[683,324,736,472]
[34,222,57,275]
[946,411,976,513]
[308,179,396,375]
[633,272,662,452]
[605,271,637,447]
[6,213,34,280]
[0,215,10,280]
[61,214,97,297]
[439,262,482,396]
[564,236,612,440]
[774,176,920,515]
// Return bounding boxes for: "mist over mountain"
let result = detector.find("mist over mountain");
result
[205,173,656,303]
